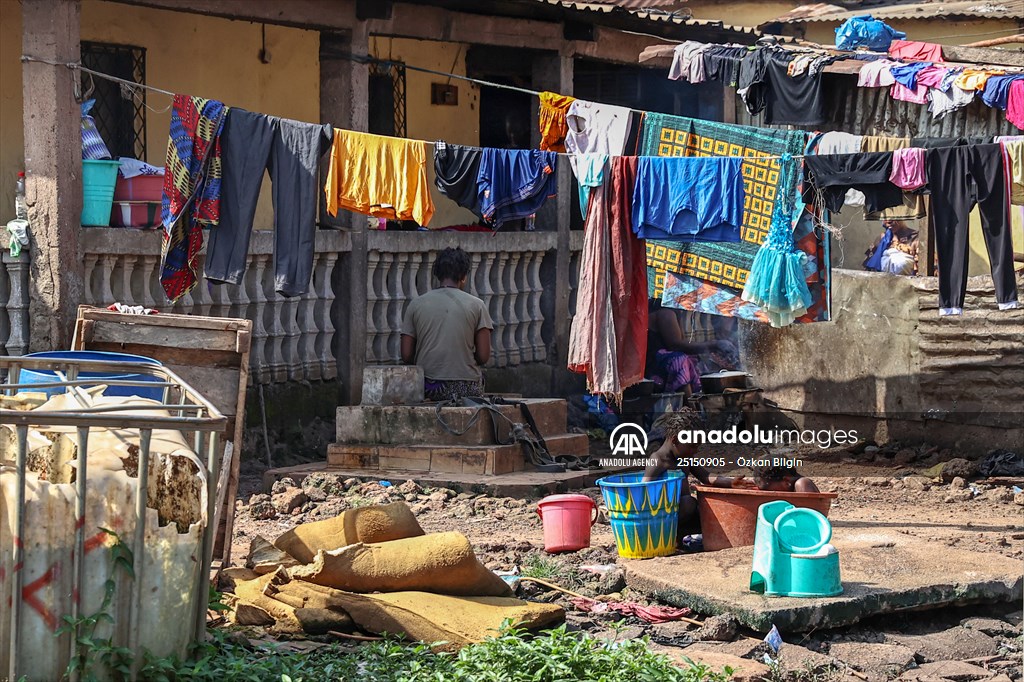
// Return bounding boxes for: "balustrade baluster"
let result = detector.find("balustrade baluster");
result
[387,253,410,363]
[504,251,522,366]
[246,256,271,384]
[475,253,502,367]
[4,255,28,355]
[526,250,546,362]
[316,252,338,381]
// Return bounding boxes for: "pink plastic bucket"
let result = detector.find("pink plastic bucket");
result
[536,494,598,553]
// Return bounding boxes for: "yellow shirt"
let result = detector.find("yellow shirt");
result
[324,130,434,226]
[954,69,1004,92]
[1006,140,1024,206]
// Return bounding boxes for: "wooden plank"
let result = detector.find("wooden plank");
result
[73,306,252,567]
[220,324,251,566]
[76,306,251,332]
[87,323,241,352]
[162,364,241,417]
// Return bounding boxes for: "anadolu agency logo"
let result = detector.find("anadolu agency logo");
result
[609,423,648,457]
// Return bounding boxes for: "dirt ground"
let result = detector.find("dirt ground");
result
[229,442,1024,680]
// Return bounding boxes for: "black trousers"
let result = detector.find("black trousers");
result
[925,144,1019,315]
[206,108,333,297]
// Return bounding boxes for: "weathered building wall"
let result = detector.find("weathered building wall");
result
[369,37,482,229]
[743,269,1024,454]
[0,0,320,229]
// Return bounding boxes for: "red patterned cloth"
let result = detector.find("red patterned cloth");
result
[160,94,228,301]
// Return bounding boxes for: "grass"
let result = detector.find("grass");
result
[142,624,735,682]
[520,554,587,590]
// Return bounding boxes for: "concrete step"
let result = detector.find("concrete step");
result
[336,399,569,446]
[327,433,590,476]
[263,461,631,498]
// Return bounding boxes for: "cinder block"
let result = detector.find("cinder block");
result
[326,444,379,469]
[544,433,590,456]
[431,449,467,474]
[488,444,524,475]
[361,365,424,406]
[461,452,487,475]
[378,455,432,471]
[336,406,383,444]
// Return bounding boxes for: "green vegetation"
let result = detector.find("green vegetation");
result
[148,625,734,682]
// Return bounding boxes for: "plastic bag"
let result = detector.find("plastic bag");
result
[81,99,112,160]
[835,15,906,52]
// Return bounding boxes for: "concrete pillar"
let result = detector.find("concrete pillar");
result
[322,22,370,404]
[532,49,574,394]
[21,0,83,351]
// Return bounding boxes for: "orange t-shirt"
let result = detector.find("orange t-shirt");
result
[324,130,434,226]
[538,92,576,153]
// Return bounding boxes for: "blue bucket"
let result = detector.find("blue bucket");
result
[14,351,164,400]
[596,471,685,559]
[82,159,121,226]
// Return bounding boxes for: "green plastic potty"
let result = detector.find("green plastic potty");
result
[750,500,842,598]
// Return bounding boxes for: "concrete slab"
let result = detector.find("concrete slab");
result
[263,463,631,498]
[624,524,1023,634]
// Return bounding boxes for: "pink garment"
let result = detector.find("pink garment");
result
[891,81,928,104]
[570,598,693,624]
[858,59,898,87]
[888,39,943,63]
[916,65,949,89]
[1008,80,1024,131]
[889,148,927,190]
[567,156,647,399]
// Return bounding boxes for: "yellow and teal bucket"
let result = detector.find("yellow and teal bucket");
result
[596,471,685,559]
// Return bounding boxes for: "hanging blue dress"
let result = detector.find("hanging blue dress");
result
[741,154,814,327]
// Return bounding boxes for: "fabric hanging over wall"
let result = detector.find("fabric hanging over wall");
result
[477,149,558,228]
[325,130,435,226]
[631,156,744,242]
[639,111,828,324]
[160,94,229,301]
[434,142,483,214]
[567,156,648,399]
[206,108,334,297]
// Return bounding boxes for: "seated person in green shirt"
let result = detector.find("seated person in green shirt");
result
[401,247,494,402]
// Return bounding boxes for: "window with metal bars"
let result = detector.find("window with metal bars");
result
[80,41,147,160]
[368,61,407,138]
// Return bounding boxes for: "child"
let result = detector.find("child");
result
[641,408,818,538]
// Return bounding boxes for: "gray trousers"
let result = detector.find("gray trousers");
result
[206,108,333,297]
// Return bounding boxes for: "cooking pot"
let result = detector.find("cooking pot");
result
[699,371,750,394]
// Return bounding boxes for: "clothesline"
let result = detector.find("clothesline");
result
[22,52,1005,163]
[21,52,812,162]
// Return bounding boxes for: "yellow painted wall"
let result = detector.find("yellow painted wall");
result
[0,0,320,227]
[0,0,25,223]
[803,18,1020,47]
[371,36,481,228]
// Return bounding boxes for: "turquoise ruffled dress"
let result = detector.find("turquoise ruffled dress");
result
[741,154,814,327]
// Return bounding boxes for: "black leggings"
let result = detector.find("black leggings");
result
[926,144,1019,315]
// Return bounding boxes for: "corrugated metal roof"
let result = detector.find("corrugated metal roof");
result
[767,1,1024,25]
[569,0,689,8]
[531,0,764,35]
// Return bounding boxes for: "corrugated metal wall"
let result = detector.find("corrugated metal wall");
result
[738,75,1019,139]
